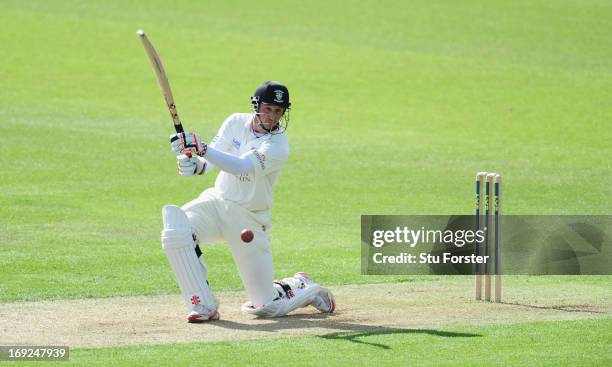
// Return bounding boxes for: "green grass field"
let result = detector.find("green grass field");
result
[9,319,610,367]
[1,0,610,365]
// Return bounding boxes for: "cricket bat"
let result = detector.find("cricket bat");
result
[137,30,184,133]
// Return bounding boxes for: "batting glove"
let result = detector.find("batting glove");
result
[170,132,208,156]
[177,154,207,176]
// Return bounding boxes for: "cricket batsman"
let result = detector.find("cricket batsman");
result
[161,81,336,322]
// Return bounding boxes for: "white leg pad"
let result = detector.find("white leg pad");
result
[241,275,321,317]
[161,205,218,317]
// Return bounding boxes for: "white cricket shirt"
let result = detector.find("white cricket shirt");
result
[209,113,289,212]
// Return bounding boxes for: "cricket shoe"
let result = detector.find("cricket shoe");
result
[294,272,336,313]
[187,309,220,323]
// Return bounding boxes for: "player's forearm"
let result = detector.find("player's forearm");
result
[205,147,254,175]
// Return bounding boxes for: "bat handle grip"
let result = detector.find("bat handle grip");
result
[174,124,184,133]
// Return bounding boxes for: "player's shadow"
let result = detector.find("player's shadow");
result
[319,329,480,349]
[208,313,481,349]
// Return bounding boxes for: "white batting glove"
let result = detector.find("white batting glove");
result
[170,132,208,156]
[177,154,207,176]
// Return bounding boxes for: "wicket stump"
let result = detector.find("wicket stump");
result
[474,172,502,302]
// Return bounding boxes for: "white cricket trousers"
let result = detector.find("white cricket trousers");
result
[182,188,277,306]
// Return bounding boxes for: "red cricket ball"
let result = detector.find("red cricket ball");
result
[241,229,254,243]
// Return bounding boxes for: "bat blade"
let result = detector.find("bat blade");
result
[137,30,184,133]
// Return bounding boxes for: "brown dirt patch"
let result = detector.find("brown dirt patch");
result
[1,279,610,348]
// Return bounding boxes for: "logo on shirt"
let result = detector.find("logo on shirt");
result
[232,138,241,150]
[273,90,285,103]
[252,148,266,170]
